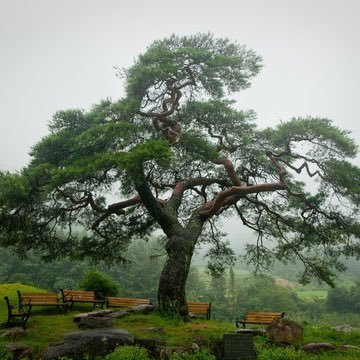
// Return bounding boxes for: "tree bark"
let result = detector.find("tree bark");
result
[158,233,196,319]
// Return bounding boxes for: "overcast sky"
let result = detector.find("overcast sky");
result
[1,0,359,172]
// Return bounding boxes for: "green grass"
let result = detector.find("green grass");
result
[1,283,360,359]
[0,283,49,323]
[296,290,328,300]
[114,313,234,346]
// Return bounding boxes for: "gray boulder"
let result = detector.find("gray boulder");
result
[41,329,134,360]
[108,310,130,319]
[78,316,115,329]
[128,304,156,314]
[73,310,113,323]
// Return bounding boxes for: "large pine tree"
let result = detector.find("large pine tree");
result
[1,34,359,319]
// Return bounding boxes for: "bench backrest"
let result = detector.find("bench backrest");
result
[244,311,284,324]
[18,291,59,305]
[62,289,95,302]
[107,297,151,308]
[187,301,211,319]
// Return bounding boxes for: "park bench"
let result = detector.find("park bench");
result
[107,296,151,308]
[4,296,31,329]
[17,291,66,311]
[235,311,285,328]
[187,301,212,320]
[61,289,105,309]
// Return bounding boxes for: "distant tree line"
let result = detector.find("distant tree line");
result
[0,238,359,325]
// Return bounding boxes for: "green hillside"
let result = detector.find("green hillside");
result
[0,283,47,323]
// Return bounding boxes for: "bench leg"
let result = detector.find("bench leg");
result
[22,314,30,329]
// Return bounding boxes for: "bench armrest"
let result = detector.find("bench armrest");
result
[235,317,244,328]
[63,294,73,302]
[21,297,32,306]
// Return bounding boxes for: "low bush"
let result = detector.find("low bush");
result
[80,269,120,297]
[103,346,150,360]
[327,282,360,313]
[170,349,216,360]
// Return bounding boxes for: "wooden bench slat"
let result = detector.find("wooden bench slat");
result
[61,289,105,309]
[107,297,151,308]
[17,291,66,309]
[187,301,211,320]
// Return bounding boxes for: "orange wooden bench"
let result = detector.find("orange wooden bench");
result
[17,291,66,311]
[187,301,212,320]
[107,297,151,308]
[235,311,285,328]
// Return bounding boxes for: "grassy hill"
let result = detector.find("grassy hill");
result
[0,283,48,323]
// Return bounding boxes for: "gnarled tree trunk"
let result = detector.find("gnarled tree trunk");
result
[158,233,197,319]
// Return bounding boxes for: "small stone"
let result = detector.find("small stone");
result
[135,338,166,359]
[191,343,200,352]
[302,342,336,352]
[5,343,33,360]
[1,327,25,339]
[339,344,360,350]
[333,324,357,333]
[159,346,186,359]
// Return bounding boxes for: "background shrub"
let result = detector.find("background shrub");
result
[327,282,360,313]
[80,268,120,297]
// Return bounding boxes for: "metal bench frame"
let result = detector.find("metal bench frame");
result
[4,296,31,329]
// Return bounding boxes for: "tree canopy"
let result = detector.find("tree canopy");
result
[1,33,359,318]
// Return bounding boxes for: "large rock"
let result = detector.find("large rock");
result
[128,304,156,314]
[41,329,134,360]
[108,310,130,319]
[78,316,115,329]
[266,318,303,345]
[339,344,360,350]
[73,310,113,323]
